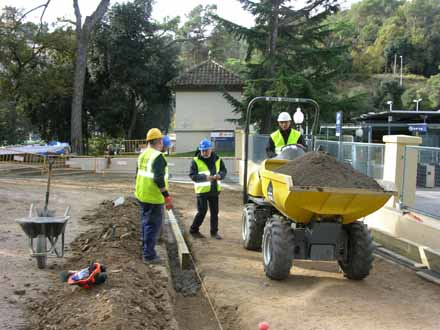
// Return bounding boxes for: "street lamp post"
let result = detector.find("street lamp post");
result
[400,55,403,86]
[413,98,422,111]
[386,100,393,112]
[386,101,393,135]
[293,107,304,131]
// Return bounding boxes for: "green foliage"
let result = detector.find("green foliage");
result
[417,74,440,109]
[0,6,75,144]
[175,4,247,69]
[334,0,440,77]
[177,4,216,67]
[216,0,352,132]
[87,135,109,156]
[87,0,179,139]
[373,79,405,110]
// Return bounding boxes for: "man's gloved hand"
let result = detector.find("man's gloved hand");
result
[165,195,173,210]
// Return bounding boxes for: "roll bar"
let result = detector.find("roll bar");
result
[242,97,320,203]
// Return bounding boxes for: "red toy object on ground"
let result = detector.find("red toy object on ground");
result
[258,321,269,330]
[60,262,107,289]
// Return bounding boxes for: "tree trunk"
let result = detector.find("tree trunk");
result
[127,97,139,139]
[262,0,281,133]
[71,29,87,154]
[71,0,109,154]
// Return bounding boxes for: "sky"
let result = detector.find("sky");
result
[1,0,361,27]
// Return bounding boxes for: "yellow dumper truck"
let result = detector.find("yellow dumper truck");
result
[241,97,394,280]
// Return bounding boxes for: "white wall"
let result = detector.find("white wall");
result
[174,91,241,152]
[174,131,208,153]
[175,91,241,131]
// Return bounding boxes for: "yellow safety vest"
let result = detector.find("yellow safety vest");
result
[270,129,301,154]
[135,147,169,204]
[193,157,221,194]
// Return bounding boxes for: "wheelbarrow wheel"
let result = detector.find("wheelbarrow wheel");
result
[338,222,374,280]
[262,215,294,280]
[241,204,264,251]
[36,235,47,269]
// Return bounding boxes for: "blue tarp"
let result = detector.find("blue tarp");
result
[0,142,70,156]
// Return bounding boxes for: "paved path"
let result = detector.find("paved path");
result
[415,188,440,218]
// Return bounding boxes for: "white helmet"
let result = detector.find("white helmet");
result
[277,112,292,122]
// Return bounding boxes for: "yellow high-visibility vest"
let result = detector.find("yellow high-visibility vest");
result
[270,129,301,154]
[135,147,168,204]
[193,157,221,194]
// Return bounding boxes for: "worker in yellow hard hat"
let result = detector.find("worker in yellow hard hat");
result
[135,128,172,264]
[266,111,306,158]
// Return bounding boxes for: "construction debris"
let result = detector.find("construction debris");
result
[26,198,179,330]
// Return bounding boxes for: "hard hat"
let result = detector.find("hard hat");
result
[146,128,163,141]
[198,138,213,151]
[277,112,292,122]
[162,135,172,148]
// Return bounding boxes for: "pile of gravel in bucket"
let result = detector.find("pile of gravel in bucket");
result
[274,151,383,191]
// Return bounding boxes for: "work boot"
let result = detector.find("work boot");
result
[210,233,222,240]
[143,256,161,265]
[190,231,205,239]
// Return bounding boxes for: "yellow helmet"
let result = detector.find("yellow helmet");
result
[146,128,163,141]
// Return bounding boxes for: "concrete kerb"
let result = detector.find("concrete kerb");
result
[371,227,440,275]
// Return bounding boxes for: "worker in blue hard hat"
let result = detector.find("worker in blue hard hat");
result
[188,138,227,240]
[162,135,172,154]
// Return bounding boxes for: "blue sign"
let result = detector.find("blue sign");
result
[408,123,428,133]
[335,111,343,137]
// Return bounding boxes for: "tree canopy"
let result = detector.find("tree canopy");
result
[215,0,355,131]
[86,0,179,139]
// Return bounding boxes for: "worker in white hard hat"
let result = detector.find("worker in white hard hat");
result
[266,111,306,158]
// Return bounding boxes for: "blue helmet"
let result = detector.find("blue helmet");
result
[198,138,212,151]
[162,135,172,148]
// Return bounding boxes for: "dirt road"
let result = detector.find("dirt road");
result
[0,177,127,330]
[0,174,219,330]
[171,183,440,330]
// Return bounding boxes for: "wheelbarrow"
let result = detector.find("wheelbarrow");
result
[16,204,70,269]
[15,154,71,269]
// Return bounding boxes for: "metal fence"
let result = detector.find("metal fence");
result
[249,134,269,164]
[247,136,385,180]
[401,145,440,219]
[315,140,385,180]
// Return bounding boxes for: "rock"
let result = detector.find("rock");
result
[8,297,18,304]
[13,289,26,296]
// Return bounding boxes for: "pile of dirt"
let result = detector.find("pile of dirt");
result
[274,151,383,191]
[26,198,178,330]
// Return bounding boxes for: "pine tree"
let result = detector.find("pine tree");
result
[215,0,349,132]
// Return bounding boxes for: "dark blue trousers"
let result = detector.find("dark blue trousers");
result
[190,194,219,235]
[139,201,163,260]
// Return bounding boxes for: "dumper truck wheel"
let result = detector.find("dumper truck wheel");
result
[241,204,264,251]
[36,235,47,269]
[262,216,294,280]
[338,222,374,280]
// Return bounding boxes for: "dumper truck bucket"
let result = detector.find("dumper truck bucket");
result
[259,159,395,224]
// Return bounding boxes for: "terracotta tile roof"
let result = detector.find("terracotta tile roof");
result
[168,60,243,91]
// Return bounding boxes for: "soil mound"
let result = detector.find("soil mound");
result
[274,151,383,191]
[26,198,178,330]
